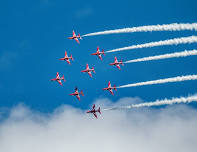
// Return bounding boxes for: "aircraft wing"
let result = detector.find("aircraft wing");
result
[73,30,76,37]
[98,55,102,60]
[76,95,80,100]
[115,56,118,63]
[116,64,121,70]
[109,89,114,95]
[65,51,68,58]
[93,104,95,109]
[108,81,111,88]
[93,112,98,118]
[56,72,60,79]
[86,64,89,70]
[74,38,80,44]
[57,80,62,86]
[97,46,100,52]
[66,59,71,64]
[88,71,92,77]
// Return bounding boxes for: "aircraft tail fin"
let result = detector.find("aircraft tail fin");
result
[121,60,124,66]
[98,107,101,114]
[80,90,84,96]
[64,51,67,58]
[62,75,66,82]
[102,49,105,56]
[92,67,96,73]
[70,54,74,61]
[114,85,117,91]
[79,34,82,40]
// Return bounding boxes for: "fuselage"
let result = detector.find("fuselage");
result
[70,91,79,96]
[68,36,80,39]
[63,57,72,60]
[87,109,99,113]
[92,52,101,55]
[103,87,113,91]
[51,78,60,81]
[110,62,121,66]
[82,69,93,72]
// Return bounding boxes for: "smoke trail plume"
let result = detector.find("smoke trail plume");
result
[82,23,197,37]
[118,75,197,88]
[106,36,197,53]
[104,94,197,110]
[124,50,197,63]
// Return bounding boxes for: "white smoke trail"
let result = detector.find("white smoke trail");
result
[124,50,197,63]
[103,94,197,110]
[118,75,197,88]
[82,23,197,37]
[105,36,197,53]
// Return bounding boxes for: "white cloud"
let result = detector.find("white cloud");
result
[0,98,197,152]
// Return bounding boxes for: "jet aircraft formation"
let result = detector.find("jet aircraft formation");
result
[51,23,197,118]
[51,30,121,118]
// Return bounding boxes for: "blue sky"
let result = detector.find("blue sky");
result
[0,0,197,112]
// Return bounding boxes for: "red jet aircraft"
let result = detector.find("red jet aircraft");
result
[50,72,65,86]
[109,56,124,70]
[91,46,105,60]
[68,30,82,44]
[69,87,84,100]
[59,51,74,64]
[103,81,117,95]
[86,104,101,119]
[81,64,95,78]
